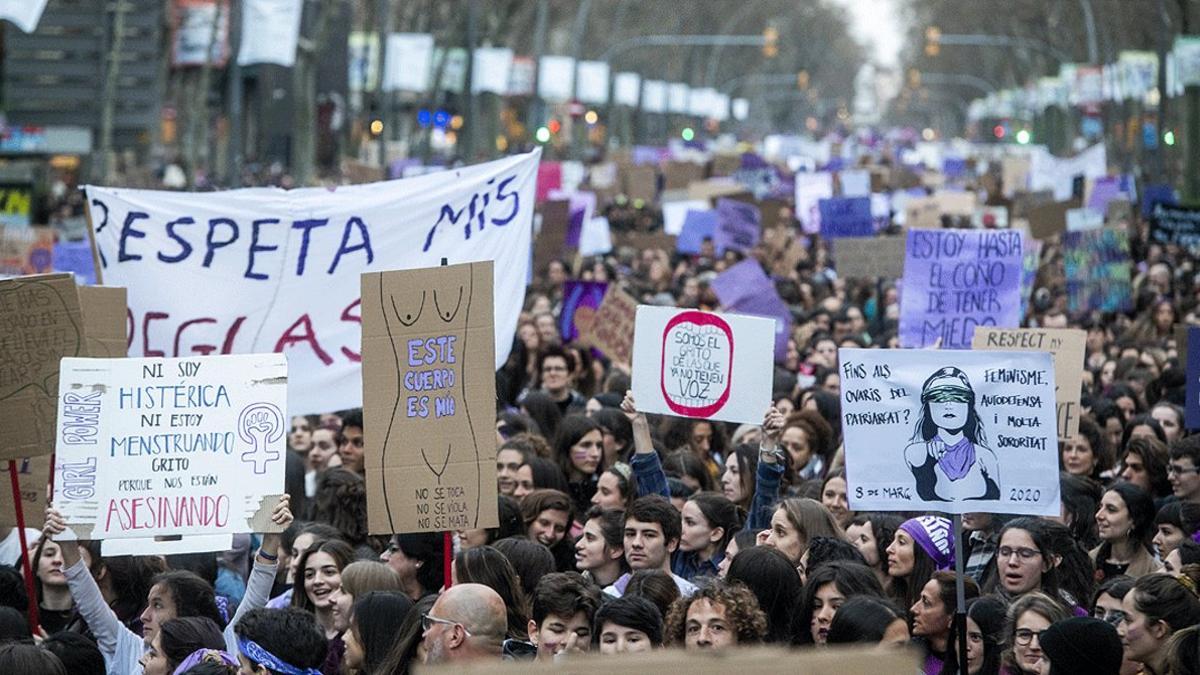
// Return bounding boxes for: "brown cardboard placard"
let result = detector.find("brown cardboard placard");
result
[435,645,918,675]
[623,164,657,204]
[342,159,386,185]
[532,199,572,274]
[577,285,638,368]
[1011,190,1056,219]
[1002,156,1032,197]
[710,153,742,177]
[0,274,86,461]
[933,190,978,217]
[834,236,906,279]
[79,286,128,358]
[362,261,499,535]
[1027,200,1079,240]
[0,455,50,528]
[904,196,941,229]
[972,327,1086,439]
[687,179,749,202]
[869,167,890,193]
[663,160,705,190]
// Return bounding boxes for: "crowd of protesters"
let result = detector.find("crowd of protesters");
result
[4,148,1200,675]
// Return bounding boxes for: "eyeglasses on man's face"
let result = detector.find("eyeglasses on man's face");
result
[421,613,472,636]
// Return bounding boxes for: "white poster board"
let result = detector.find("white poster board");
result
[631,306,774,425]
[84,151,539,415]
[838,348,1059,516]
[54,354,289,543]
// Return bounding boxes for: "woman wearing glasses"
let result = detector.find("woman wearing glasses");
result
[1003,592,1068,675]
[990,518,1094,615]
[1091,576,1144,675]
[1092,482,1161,583]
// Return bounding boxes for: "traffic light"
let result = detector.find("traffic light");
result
[797,69,810,90]
[925,26,941,56]
[762,26,779,58]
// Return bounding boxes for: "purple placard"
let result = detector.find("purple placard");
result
[631,146,669,166]
[818,197,873,238]
[1087,176,1124,212]
[714,198,761,253]
[899,229,1024,349]
[677,209,717,255]
[559,280,608,343]
[53,240,96,284]
[710,259,791,363]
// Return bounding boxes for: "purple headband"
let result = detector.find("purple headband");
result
[899,515,955,571]
[173,648,238,675]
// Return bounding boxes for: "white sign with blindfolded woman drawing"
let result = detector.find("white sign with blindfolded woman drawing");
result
[839,348,1060,516]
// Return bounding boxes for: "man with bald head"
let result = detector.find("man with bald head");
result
[422,583,507,664]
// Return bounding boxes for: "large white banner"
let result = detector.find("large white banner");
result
[0,0,47,33]
[238,0,303,67]
[55,354,288,541]
[84,150,539,415]
[839,348,1060,516]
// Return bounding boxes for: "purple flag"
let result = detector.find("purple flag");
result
[714,198,761,253]
[560,281,609,343]
[710,259,792,363]
[899,229,1024,349]
[1087,176,1125,212]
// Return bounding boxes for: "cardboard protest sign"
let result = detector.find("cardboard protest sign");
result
[1187,327,1200,430]
[0,274,87,461]
[714,198,760,253]
[87,152,537,415]
[612,229,677,253]
[899,230,1023,350]
[663,161,705,190]
[973,327,1085,439]
[79,286,128,358]
[1002,156,1031,197]
[451,645,917,675]
[559,281,607,343]
[1106,199,1133,225]
[577,285,637,367]
[686,178,748,203]
[839,348,1059,516]
[819,197,873,238]
[631,306,774,425]
[1062,228,1133,313]
[710,259,792,363]
[54,353,289,541]
[904,196,942,230]
[833,237,905,279]
[933,190,978,217]
[1027,200,1076,239]
[623,164,658,204]
[533,199,571,273]
[1151,204,1200,247]
[361,262,498,535]
[0,455,50,527]
[1011,190,1055,219]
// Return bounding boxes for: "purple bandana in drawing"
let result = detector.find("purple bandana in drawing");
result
[937,436,976,481]
[899,515,955,571]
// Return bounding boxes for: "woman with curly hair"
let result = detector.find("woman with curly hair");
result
[664,581,767,650]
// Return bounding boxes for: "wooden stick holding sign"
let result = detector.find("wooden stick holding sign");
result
[7,461,37,629]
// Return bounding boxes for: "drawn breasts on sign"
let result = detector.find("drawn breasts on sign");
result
[903,367,1000,502]
[362,261,497,535]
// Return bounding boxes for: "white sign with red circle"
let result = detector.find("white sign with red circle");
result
[631,306,774,425]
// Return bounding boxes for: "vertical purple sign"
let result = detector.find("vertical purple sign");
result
[899,229,1024,349]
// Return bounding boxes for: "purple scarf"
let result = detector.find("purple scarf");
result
[937,436,975,481]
